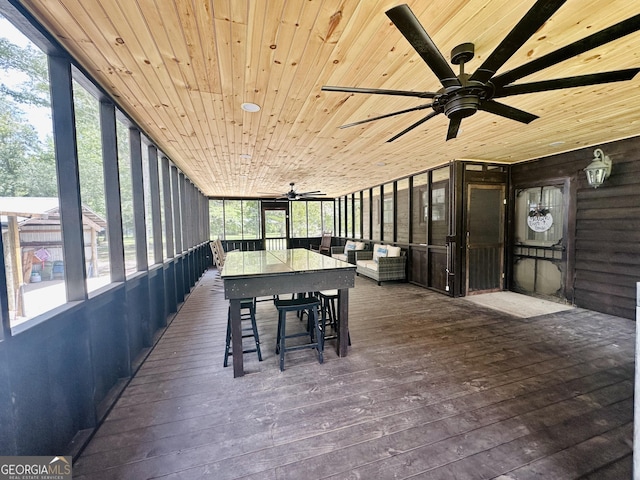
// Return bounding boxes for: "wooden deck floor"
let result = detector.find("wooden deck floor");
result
[73,268,635,479]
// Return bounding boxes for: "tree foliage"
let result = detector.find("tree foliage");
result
[0,37,49,108]
[0,34,57,198]
[0,32,110,214]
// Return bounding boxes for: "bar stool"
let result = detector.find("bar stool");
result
[318,290,351,346]
[274,296,323,371]
[224,298,262,367]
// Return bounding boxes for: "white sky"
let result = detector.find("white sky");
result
[0,14,53,140]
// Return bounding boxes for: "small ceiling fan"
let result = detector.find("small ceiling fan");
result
[322,1,640,141]
[262,183,327,200]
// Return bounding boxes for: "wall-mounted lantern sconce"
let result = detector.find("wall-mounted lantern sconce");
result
[584,148,612,188]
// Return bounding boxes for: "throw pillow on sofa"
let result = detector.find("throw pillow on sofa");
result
[374,245,388,263]
[344,241,357,254]
[386,245,401,257]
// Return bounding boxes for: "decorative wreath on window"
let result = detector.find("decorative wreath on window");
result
[528,206,550,218]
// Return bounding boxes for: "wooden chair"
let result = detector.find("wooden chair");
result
[210,239,225,269]
[310,232,332,255]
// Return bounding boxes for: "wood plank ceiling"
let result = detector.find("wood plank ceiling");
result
[18,0,640,198]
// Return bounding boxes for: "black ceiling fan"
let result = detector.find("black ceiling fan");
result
[322,1,640,142]
[262,183,327,200]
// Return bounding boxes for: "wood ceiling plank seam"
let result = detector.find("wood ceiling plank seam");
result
[237,0,262,167]
[237,0,281,195]
[204,0,235,190]
[258,0,334,175]
[178,0,224,187]
[139,0,214,185]
[191,5,228,195]
[309,1,453,153]
[227,0,257,189]
[275,0,404,196]
[227,0,250,177]
[212,0,248,186]
[237,0,294,194]
[250,2,329,194]
[25,0,193,171]
[277,1,396,168]
[211,1,242,190]
[322,0,636,162]
[288,0,452,194]
[320,2,536,141]
[318,0,399,84]
[176,0,228,193]
[498,0,640,71]
[97,0,196,141]
[20,0,168,138]
[93,0,201,173]
[22,0,640,198]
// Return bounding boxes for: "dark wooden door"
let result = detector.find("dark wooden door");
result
[466,184,505,294]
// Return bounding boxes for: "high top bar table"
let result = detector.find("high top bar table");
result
[221,248,356,377]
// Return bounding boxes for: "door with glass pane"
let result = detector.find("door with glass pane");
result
[466,184,505,293]
[512,185,566,300]
[262,204,289,250]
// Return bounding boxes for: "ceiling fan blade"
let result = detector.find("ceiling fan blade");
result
[446,118,462,140]
[385,5,460,88]
[492,14,640,87]
[321,85,437,99]
[479,100,539,124]
[469,0,566,84]
[386,110,440,142]
[494,69,640,97]
[339,103,434,129]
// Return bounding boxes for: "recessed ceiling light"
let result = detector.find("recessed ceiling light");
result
[549,141,565,147]
[376,162,386,166]
[241,102,261,112]
[240,154,252,159]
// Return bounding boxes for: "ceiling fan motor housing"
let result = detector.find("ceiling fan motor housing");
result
[440,77,489,120]
[443,91,480,119]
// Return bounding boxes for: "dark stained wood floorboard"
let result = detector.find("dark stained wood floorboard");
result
[72,268,635,479]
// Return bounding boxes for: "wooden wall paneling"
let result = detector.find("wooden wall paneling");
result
[9,331,55,454]
[126,276,151,370]
[148,267,167,334]
[429,249,448,292]
[89,286,130,410]
[45,314,95,455]
[164,261,177,315]
[408,247,427,286]
[511,136,640,319]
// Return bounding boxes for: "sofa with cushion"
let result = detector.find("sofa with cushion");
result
[331,240,367,264]
[355,244,406,285]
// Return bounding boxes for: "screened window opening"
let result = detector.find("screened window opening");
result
[0,14,66,325]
